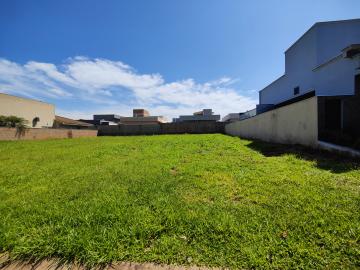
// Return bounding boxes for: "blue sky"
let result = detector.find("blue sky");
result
[0,0,359,119]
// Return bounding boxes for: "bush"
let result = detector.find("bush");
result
[0,115,28,129]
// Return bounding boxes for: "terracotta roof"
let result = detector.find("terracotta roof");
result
[55,115,94,127]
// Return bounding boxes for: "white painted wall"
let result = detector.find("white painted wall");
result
[260,20,360,105]
[0,93,55,128]
[225,97,318,147]
[315,57,358,96]
[316,20,360,65]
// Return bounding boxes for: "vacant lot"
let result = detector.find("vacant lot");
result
[0,134,359,269]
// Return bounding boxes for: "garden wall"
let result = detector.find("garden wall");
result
[0,128,98,141]
[225,96,318,147]
[98,122,225,136]
[161,122,225,134]
[98,124,161,136]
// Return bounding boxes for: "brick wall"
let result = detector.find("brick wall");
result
[0,128,98,141]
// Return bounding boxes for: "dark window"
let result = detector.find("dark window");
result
[32,117,40,127]
[355,74,360,96]
[324,99,341,130]
[293,86,300,95]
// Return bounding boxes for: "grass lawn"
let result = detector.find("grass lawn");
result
[0,134,359,269]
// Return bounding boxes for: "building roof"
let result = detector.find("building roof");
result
[285,18,360,53]
[55,115,94,127]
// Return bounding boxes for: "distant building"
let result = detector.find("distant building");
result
[173,109,220,122]
[132,109,149,117]
[222,113,243,122]
[120,109,166,125]
[94,114,121,123]
[222,109,257,122]
[80,110,166,126]
[53,115,94,129]
[0,93,55,128]
[80,114,121,126]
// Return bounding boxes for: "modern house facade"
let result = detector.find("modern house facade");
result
[80,110,166,126]
[259,19,360,105]
[80,114,121,126]
[173,109,220,122]
[226,19,360,150]
[0,93,55,128]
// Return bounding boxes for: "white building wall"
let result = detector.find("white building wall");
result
[316,20,360,65]
[315,57,358,96]
[260,28,317,105]
[260,19,360,105]
[0,93,55,128]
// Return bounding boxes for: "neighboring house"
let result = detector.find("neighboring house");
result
[222,109,257,122]
[80,114,121,126]
[222,113,243,122]
[132,109,149,117]
[81,110,166,126]
[94,114,121,124]
[53,115,94,129]
[257,19,360,141]
[173,109,220,122]
[0,93,55,128]
[120,109,166,125]
[226,19,360,150]
[259,19,360,106]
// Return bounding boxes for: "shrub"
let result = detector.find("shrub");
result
[0,115,29,129]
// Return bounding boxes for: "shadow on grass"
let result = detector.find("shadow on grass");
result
[245,140,360,173]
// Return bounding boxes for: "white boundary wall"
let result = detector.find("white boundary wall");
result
[225,97,318,147]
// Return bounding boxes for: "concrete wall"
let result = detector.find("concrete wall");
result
[98,124,161,136]
[98,122,225,136]
[0,93,55,128]
[161,122,225,134]
[0,128,98,141]
[225,97,318,147]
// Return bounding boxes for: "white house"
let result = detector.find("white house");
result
[225,19,360,151]
[259,19,360,105]
[257,19,360,144]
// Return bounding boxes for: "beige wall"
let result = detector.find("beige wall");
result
[225,97,318,147]
[0,93,55,128]
[0,128,98,141]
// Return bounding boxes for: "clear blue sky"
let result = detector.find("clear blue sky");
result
[0,0,359,119]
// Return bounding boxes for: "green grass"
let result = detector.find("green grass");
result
[0,134,359,269]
